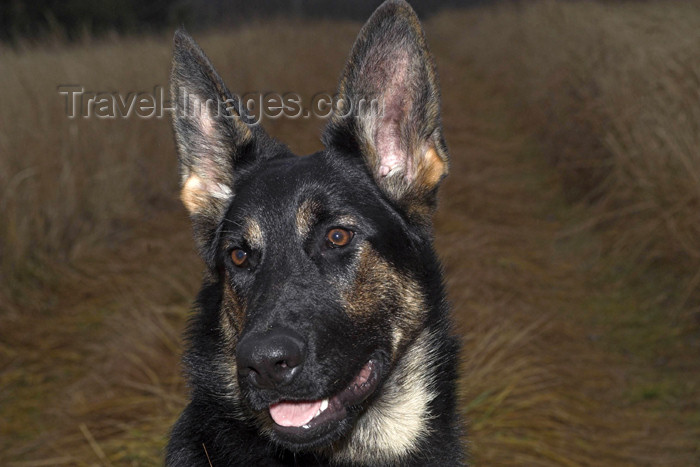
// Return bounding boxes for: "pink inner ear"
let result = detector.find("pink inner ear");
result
[373,54,414,181]
[376,111,406,178]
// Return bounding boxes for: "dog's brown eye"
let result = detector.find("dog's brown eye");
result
[326,228,353,248]
[231,248,249,267]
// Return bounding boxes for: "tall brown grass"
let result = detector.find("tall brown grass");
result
[0,37,178,308]
[434,1,700,291]
[1,4,699,466]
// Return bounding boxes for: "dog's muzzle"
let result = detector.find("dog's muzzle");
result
[236,328,306,389]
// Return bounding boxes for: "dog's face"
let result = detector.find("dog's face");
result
[171,0,448,453]
[213,153,432,449]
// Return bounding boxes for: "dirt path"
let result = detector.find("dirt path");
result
[2,70,698,466]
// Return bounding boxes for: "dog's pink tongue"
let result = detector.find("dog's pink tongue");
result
[269,400,322,427]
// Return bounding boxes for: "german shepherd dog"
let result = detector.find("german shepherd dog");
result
[166,0,463,465]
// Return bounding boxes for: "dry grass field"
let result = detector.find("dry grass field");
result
[1,2,699,465]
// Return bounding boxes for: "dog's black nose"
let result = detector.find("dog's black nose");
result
[236,329,306,389]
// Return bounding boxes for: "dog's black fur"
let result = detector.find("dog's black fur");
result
[166,1,464,465]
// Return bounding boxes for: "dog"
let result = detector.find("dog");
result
[166,1,464,465]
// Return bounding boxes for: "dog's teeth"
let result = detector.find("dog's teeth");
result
[312,399,329,419]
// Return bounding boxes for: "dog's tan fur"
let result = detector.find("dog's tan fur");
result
[330,328,439,464]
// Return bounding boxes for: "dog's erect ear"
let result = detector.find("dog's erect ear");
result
[170,30,277,260]
[323,0,448,218]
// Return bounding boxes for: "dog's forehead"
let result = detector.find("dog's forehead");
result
[242,154,330,207]
[231,153,366,235]
[255,154,325,190]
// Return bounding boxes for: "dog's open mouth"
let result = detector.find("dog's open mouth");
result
[268,359,380,440]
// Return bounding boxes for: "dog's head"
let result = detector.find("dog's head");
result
[170,0,448,454]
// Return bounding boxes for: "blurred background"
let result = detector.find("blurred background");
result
[1,0,699,465]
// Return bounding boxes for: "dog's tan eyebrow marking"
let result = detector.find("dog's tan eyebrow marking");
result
[295,198,322,238]
[244,217,264,249]
[335,215,359,227]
